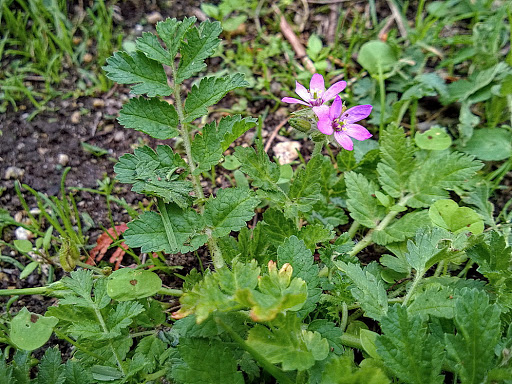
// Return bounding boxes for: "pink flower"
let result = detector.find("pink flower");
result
[313,96,372,150]
[281,74,347,107]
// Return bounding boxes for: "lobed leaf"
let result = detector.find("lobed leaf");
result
[118,97,179,139]
[176,20,223,83]
[345,172,386,228]
[204,188,260,238]
[184,73,249,122]
[234,144,280,190]
[376,305,445,384]
[191,122,223,175]
[372,210,431,246]
[103,51,171,97]
[377,124,415,198]
[135,32,173,65]
[156,17,196,60]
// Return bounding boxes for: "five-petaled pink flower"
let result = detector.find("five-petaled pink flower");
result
[313,95,372,151]
[281,74,347,107]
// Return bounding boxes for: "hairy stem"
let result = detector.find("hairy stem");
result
[93,305,126,375]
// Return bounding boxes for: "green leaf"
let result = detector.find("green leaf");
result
[407,152,482,208]
[376,305,445,384]
[184,73,249,122]
[345,172,385,228]
[133,335,166,373]
[61,269,94,301]
[36,348,65,384]
[217,115,257,151]
[176,20,222,83]
[118,97,179,139]
[246,314,329,371]
[358,40,397,76]
[234,144,280,190]
[204,188,259,238]
[321,354,391,384]
[114,145,192,208]
[407,284,455,320]
[191,122,223,175]
[288,155,323,215]
[171,338,244,383]
[14,239,32,253]
[135,32,173,65]
[372,210,431,246]
[156,17,196,60]
[10,308,59,350]
[124,204,207,254]
[428,199,484,235]
[103,51,171,96]
[106,301,145,337]
[405,227,448,275]
[445,288,501,384]
[415,127,452,151]
[337,262,388,321]
[106,268,162,301]
[377,124,415,198]
[277,236,321,318]
[308,320,344,355]
[175,259,260,323]
[461,128,512,161]
[260,208,297,246]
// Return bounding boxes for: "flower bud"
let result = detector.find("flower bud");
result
[289,117,313,133]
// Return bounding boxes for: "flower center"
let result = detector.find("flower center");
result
[333,118,347,132]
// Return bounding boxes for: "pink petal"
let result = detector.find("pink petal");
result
[317,118,334,135]
[329,95,343,120]
[295,81,312,102]
[334,131,354,150]
[344,124,373,141]
[309,74,325,96]
[323,81,347,102]
[313,105,330,120]
[342,104,373,124]
[282,97,311,106]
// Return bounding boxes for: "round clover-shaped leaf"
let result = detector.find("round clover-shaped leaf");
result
[10,308,58,350]
[415,127,452,150]
[428,199,484,235]
[358,40,397,76]
[107,268,162,301]
[461,128,512,161]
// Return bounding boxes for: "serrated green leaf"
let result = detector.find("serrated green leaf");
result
[135,32,173,65]
[321,354,391,384]
[308,320,344,355]
[114,145,192,208]
[218,115,257,151]
[372,210,431,246]
[407,152,482,208]
[61,270,94,301]
[204,188,259,237]
[462,183,495,226]
[133,335,166,373]
[171,338,244,384]
[405,227,448,275]
[124,204,207,254]
[156,17,196,60]
[407,285,455,320]
[445,288,501,384]
[103,51,171,96]
[345,172,385,228]
[337,262,388,321]
[288,155,323,215]
[191,122,223,174]
[176,20,222,83]
[234,144,280,190]
[377,124,415,197]
[0,353,13,384]
[118,97,179,139]
[184,73,249,122]
[106,301,145,337]
[246,314,329,371]
[376,305,445,384]
[298,224,334,251]
[36,348,65,384]
[175,259,260,323]
[277,236,321,317]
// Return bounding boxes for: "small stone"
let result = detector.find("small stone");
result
[4,166,24,180]
[92,98,105,108]
[15,227,32,240]
[113,131,125,142]
[83,53,93,63]
[58,153,69,166]
[29,208,41,215]
[103,124,114,133]
[147,11,163,24]
[71,111,81,124]
[14,212,23,222]
[273,141,302,164]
